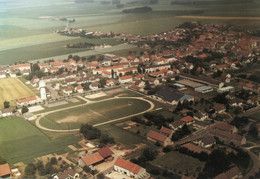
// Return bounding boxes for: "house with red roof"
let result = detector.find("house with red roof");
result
[63,87,73,95]
[147,130,172,146]
[0,163,11,178]
[114,158,150,179]
[181,116,196,125]
[75,86,84,93]
[119,75,133,84]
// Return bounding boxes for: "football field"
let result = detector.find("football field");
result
[0,77,35,108]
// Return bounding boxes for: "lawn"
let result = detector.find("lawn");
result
[153,151,204,176]
[0,77,35,108]
[39,98,151,130]
[0,117,80,164]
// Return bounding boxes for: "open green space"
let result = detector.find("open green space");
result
[39,98,151,130]
[0,117,80,164]
[96,124,150,148]
[153,151,204,176]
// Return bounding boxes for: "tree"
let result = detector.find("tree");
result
[24,163,36,177]
[3,101,10,108]
[32,63,40,72]
[141,148,158,161]
[50,157,58,165]
[248,123,258,138]
[22,106,29,114]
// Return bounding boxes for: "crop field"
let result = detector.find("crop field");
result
[0,0,259,65]
[39,98,151,130]
[0,117,80,164]
[0,38,123,65]
[0,78,35,108]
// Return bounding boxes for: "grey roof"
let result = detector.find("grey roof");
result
[154,87,184,103]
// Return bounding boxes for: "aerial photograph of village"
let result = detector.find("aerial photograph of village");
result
[0,0,259,178]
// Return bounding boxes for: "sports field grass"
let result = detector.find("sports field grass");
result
[153,151,204,175]
[0,77,35,108]
[0,117,80,164]
[39,98,151,130]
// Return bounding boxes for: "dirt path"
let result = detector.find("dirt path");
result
[35,96,154,132]
[176,16,260,20]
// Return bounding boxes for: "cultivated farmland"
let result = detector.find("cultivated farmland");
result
[0,77,35,108]
[39,98,151,130]
[0,117,80,164]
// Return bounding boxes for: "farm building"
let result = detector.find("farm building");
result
[114,158,150,179]
[78,147,114,167]
[194,86,213,93]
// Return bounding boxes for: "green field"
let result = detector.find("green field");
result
[0,38,123,65]
[39,98,151,130]
[0,117,80,164]
[153,151,204,175]
[0,77,35,108]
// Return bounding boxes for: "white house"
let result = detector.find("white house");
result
[114,158,150,179]
[63,87,73,95]
[89,83,99,90]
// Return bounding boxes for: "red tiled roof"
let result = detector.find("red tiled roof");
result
[182,143,211,154]
[82,153,104,166]
[0,163,11,177]
[120,75,132,80]
[147,130,167,143]
[212,122,235,131]
[76,86,83,90]
[114,158,141,174]
[98,147,114,159]
[17,96,37,103]
[181,116,195,123]
[160,127,172,135]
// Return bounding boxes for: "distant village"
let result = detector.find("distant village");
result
[0,22,259,179]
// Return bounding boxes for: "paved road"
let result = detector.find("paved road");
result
[35,96,154,132]
[46,85,60,99]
